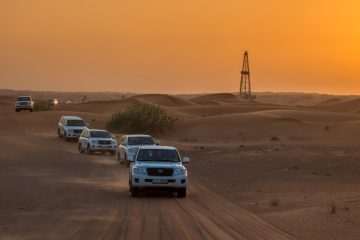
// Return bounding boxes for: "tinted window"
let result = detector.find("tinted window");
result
[128,137,154,145]
[17,97,31,101]
[90,131,111,138]
[137,149,180,162]
[67,120,85,126]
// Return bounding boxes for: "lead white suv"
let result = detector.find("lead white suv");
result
[118,135,159,167]
[129,146,190,197]
[78,128,117,155]
[58,116,87,141]
[15,96,34,112]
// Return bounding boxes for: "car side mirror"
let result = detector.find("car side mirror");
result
[182,156,190,163]
[111,135,116,139]
[155,140,160,145]
[128,156,135,162]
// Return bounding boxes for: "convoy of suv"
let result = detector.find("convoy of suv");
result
[15,95,190,198]
[56,115,190,198]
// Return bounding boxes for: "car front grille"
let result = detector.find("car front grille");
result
[73,129,83,133]
[98,140,111,145]
[147,168,174,176]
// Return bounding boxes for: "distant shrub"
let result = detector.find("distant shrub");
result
[106,103,177,134]
[331,203,336,214]
[33,100,50,111]
[270,136,280,141]
[270,199,279,207]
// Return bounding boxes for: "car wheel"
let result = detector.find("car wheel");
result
[78,143,84,153]
[125,154,130,167]
[110,151,115,156]
[15,109,19,112]
[30,109,33,112]
[130,186,139,197]
[57,129,62,138]
[177,188,187,198]
[87,144,92,154]
[64,132,70,141]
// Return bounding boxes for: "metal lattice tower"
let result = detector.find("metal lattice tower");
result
[240,51,251,98]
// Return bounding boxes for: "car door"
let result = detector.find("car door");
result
[58,117,63,133]
[60,118,66,135]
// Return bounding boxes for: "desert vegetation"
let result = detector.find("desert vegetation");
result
[106,103,176,134]
[33,100,50,111]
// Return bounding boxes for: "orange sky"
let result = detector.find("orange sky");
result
[0,0,359,94]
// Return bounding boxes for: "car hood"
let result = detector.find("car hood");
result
[134,162,183,168]
[67,126,86,130]
[91,137,115,141]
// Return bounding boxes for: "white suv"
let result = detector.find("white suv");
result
[58,116,87,141]
[78,128,117,155]
[118,134,159,167]
[15,96,34,112]
[129,146,190,197]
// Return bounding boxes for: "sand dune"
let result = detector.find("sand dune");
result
[313,97,360,113]
[132,94,194,106]
[2,91,360,240]
[58,98,142,114]
[191,93,239,105]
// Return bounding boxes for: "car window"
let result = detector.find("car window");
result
[90,131,111,138]
[67,119,85,126]
[137,149,180,162]
[128,137,155,145]
[17,97,31,101]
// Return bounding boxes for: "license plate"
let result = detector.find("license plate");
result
[152,179,168,184]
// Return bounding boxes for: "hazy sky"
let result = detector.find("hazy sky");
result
[0,0,359,94]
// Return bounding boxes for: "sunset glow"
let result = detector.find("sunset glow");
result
[0,0,359,94]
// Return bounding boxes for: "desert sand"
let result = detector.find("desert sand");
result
[1,91,360,240]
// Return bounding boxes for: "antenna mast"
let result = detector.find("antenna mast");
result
[240,51,251,98]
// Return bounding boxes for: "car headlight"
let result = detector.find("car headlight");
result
[127,148,138,156]
[90,140,97,144]
[173,167,187,176]
[133,167,147,175]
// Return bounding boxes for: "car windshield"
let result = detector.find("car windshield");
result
[67,119,85,126]
[137,149,180,162]
[17,97,31,101]
[90,131,111,138]
[128,137,155,145]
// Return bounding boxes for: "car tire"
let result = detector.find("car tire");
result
[177,188,187,198]
[125,153,130,167]
[79,143,85,153]
[15,109,19,112]
[30,109,33,112]
[130,186,139,197]
[87,144,92,154]
[64,132,69,141]
[57,129,62,138]
[110,151,115,156]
